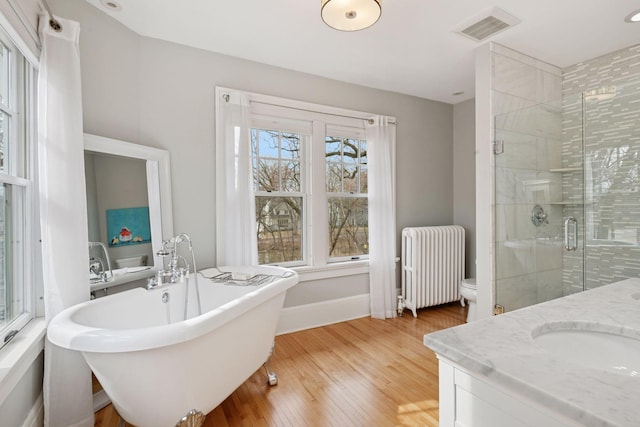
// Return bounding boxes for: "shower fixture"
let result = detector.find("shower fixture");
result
[531,205,548,227]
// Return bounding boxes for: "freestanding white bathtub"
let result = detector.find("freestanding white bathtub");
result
[48,265,298,427]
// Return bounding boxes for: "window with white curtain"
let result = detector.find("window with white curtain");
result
[247,98,375,269]
[0,27,36,349]
[216,88,396,279]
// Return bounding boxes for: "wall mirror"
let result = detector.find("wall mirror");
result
[84,133,173,289]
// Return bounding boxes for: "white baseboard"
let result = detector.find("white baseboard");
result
[22,392,43,427]
[93,389,111,412]
[276,293,370,335]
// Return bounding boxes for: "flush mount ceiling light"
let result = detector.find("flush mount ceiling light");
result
[321,0,381,31]
[625,9,640,23]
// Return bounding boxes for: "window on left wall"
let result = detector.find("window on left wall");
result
[0,26,37,350]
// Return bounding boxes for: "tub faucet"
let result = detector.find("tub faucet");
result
[148,238,189,288]
[88,241,113,283]
[147,233,202,319]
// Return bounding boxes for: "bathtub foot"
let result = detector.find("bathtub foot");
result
[264,362,278,386]
[175,409,205,427]
[264,343,278,386]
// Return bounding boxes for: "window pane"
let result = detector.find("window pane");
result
[0,42,8,107]
[0,112,7,173]
[0,184,25,329]
[257,129,279,158]
[325,137,342,192]
[326,161,342,192]
[256,196,303,264]
[280,160,300,191]
[343,138,359,193]
[281,133,300,159]
[325,136,367,194]
[359,140,367,193]
[325,137,341,160]
[328,197,368,258]
[256,159,279,191]
[252,128,303,192]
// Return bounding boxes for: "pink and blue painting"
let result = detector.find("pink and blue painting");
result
[107,206,151,247]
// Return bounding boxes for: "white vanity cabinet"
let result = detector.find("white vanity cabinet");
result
[424,279,640,427]
[437,357,580,427]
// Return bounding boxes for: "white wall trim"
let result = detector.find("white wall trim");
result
[276,293,370,335]
[93,389,111,413]
[474,43,495,320]
[21,392,43,427]
[0,318,45,406]
[294,260,369,282]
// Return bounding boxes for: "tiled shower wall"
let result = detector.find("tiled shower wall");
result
[562,44,640,292]
[491,44,564,311]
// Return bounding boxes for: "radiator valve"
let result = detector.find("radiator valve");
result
[397,295,405,317]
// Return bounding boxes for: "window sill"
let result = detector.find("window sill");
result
[0,318,46,406]
[293,260,370,282]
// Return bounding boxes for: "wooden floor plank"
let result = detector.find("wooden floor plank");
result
[95,302,466,426]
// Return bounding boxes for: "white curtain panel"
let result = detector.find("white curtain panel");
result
[366,116,397,319]
[215,90,258,266]
[38,14,94,427]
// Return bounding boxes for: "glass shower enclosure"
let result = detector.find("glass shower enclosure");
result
[494,79,640,312]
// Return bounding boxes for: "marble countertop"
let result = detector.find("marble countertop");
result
[423,278,640,427]
[89,267,155,292]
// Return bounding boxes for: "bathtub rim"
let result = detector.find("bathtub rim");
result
[47,265,298,353]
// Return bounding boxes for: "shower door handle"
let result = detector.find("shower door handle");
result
[564,217,578,251]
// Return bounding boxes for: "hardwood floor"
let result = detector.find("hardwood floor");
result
[94,302,466,427]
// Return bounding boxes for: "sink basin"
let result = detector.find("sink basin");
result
[533,325,640,377]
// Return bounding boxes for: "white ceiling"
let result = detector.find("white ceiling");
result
[84,0,640,104]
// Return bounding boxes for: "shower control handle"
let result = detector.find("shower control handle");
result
[564,217,578,251]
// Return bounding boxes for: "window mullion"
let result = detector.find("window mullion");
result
[311,120,327,267]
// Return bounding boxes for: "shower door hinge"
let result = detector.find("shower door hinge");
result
[493,140,504,155]
[494,304,505,315]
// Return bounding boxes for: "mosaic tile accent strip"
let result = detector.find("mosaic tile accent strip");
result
[561,44,640,292]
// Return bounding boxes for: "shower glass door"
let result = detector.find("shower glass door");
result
[494,93,585,312]
[583,79,640,290]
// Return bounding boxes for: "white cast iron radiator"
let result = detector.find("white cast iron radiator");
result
[400,226,465,317]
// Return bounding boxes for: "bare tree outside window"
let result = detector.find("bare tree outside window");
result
[252,128,303,264]
[252,128,369,264]
[326,136,368,258]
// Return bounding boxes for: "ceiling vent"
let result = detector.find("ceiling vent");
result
[455,7,521,42]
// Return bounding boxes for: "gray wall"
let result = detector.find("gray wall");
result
[50,0,455,306]
[453,98,476,278]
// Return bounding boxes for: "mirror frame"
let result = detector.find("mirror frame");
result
[84,133,174,269]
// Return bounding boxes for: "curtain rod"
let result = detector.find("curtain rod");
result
[41,0,62,32]
[222,94,397,125]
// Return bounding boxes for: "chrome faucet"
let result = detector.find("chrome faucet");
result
[147,234,202,319]
[148,237,189,288]
[88,241,113,283]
